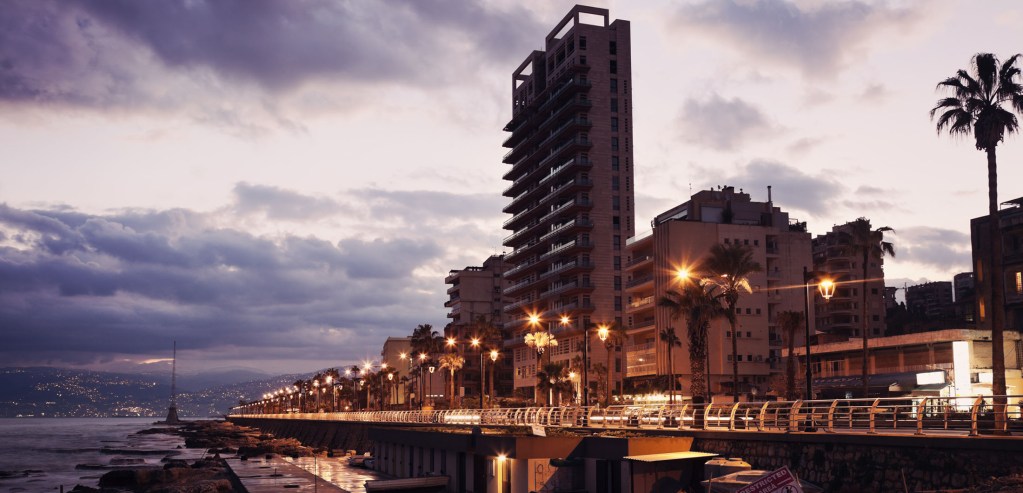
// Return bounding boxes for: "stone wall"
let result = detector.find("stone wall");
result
[229,418,373,454]
[693,432,1023,492]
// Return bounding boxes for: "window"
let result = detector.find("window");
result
[755,308,761,315]
[579,55,586,65]
[609,41,617,54]
[612,216,620,229]
[746,308,752,315]
[611,137,619,151]
[610,79,618,93]
[612,176,620,191]
[872,288,879,295]
[611,98,618,112]
[613,256,620,269]
[614,276,621,289]
[747,332,752,337]
[613,235,621,249]
[611,117,619,131]
[1016,272,1022,294]
[754,240,759,246]
[737,355,743,361]
[611,156,619,171]
[612,196,620,211]
[579,36,586,50]
[610,60,617,74]
[872,315,880,322]
[614,296,622,310]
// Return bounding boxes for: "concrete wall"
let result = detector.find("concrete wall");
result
[691,431,1023,492]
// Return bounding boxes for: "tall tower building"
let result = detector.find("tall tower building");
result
[501,6,634,399]
[625,187,811,399]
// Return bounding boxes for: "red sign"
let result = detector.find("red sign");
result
[735,466,803,493]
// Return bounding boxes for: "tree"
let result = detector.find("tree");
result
[323,368,341,412]
[599,322,627,406]
[705,242,763,402]
[524,331,558,405]
[657,326,682,402]
[439,352,465,409]
[536,362,573,406]
[843,218,895,397]
[658,280,725,402]
[471,315,503,407]
[932,53,1022,428]
[775,311,805,400]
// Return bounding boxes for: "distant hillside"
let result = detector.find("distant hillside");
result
[0,367,310,418]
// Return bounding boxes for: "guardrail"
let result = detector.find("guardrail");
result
[230,395,1023,437]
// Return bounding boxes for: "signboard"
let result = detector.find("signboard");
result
[530,424,546,437]
[735,466,803,493]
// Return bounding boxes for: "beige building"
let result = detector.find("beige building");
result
[790,329,1023,398]
[381,336,413,407]
[812,221,889,339]
[624,186,812,399]
[501,6,635,399]
[444,255,514,400]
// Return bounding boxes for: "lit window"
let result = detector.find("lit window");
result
[1016,272,1022,294]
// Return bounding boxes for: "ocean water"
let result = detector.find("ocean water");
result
[0,418,206,493]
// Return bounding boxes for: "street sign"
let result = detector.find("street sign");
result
[735,466,804,493]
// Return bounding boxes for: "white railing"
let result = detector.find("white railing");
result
[230,395,1023,437]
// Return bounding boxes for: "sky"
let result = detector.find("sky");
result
[1,0,1022,376]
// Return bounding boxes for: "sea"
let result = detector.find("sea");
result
[0,417,208,493]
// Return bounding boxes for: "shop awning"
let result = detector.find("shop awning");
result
[624,451,718,463]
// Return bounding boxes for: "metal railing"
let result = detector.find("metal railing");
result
[231,395,1023,437]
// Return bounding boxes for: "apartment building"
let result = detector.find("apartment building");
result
[906,281,955,320]
[444,255,513,400]
[500,6,635,398]
[624,186,812,399]
[971,197,1023,332]
[954,272,976,323]
[812,221,890,339]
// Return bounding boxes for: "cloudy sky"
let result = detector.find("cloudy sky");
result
[1,0,1021,376]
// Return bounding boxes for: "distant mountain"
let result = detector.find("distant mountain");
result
[0,367,312,418]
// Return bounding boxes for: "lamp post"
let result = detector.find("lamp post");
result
[313,379,320,412]
[526,314,566,406]
[597,324,609,405]
[802,266,836,403]
[387,372,394,408]
[399,352,412,409]
[488,349,499,408]
[418,353,427,410]
[428,365,436,407]
[470,337,483,413]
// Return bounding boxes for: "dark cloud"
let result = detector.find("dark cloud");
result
[719,160,843,217]
[233,182,345,220]
[671,0,921,77]
[677,93,776,150]
[0,0,545,109]
[0,202,447,369]
[894,226,970,271]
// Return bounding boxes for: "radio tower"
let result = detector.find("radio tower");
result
[164,341,180,424]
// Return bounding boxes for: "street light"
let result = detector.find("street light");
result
[488,349,499,409]
[803,266,836,405]
[428,365,436,408]
[525,314,566,406]
[470,338,483,413]
[418,353,428,410]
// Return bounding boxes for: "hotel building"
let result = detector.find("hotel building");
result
[624,186,812,399]
[501,5,634,399]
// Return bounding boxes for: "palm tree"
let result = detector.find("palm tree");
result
[844,218,895,397]
[775,311,804,400]
[659,281,725,402]
[471,315,503,407]
[524,331,558,405]
[439,352,465,409]
[323,368,341,412]
[536,362,573,406]
[657,326,682,402]
[705,242,763,402]
[600,322,627,406]
[932,53,1022,426]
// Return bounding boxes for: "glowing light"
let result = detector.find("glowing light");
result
[489,349,499,362]
[597,325,609,342]
[818,279,836,300]
[560,315,570,325]
[471,337,481,347]
[446,337,456,347]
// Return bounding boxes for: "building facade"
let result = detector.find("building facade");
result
[443,255,514,401]
[812,221,889,339]
[906,281,955,321]
[790,329,1023,398]
[970,197,1023,332]
[500,6,634,400]
[381,336,413,407]
[953,271,976,324]
[624,186,812,400]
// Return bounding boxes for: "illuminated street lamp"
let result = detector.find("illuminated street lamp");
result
[428,365,436,408]
[470,337,484,413]
[525,314,568,406]
[418,353,428,410]
[803,266,836,405]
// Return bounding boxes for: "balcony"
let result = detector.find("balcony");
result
[504,258,539,278]
[626,274,654,289]
[503,298,534,313]
[630,318,655,331]
[627,295,654,311]
[503,278,533,296]
[625,342,657,377]
[539,157,592,186]
[537,136,592,170]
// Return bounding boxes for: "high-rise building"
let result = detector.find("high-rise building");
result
[906,281,954,320]
[953,272,976,323]
[970,197,1023,332]
[812,221,890,339]
[624,186,812,399]
[501,5,634,400]
[443,255,513,400]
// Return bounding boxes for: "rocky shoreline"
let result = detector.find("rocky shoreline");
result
[66,420,318,493]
